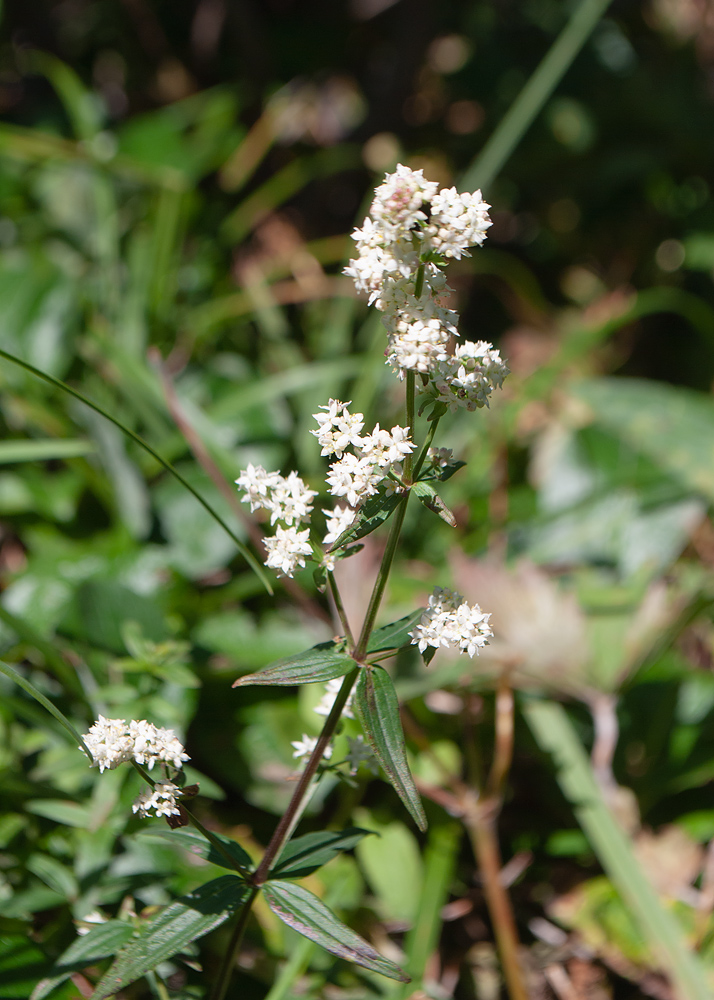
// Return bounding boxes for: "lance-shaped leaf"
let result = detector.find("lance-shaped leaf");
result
[417,458,466,483]
[272,828,372,880]
[329,490,402,550]
[263,880,409,982]
[31,920,134,1000]
[138,827,253,873]
[90,876,248,1000]
[366,610,424,658]
[412,482,457,527]
[233,640,354,688]
[355,667,427,831]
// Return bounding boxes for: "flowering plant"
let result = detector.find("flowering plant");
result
[48,165,508,999]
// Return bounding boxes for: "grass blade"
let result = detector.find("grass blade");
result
[0,347,272,594]
[461,0,614,192]
[0,659,91,759]
[523,698,712,1000]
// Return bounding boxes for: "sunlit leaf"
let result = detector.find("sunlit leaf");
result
[271,828,372,879]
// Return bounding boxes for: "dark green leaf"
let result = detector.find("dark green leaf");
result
[90,876,248,1000]
[272,828,372,879]
[31,921,134,1000]
[418,459,466,483]
[366,610,424,657]
[329,490,402,550]
[233,641,354,688]
[263,880,409,982]
[0,935,48,1000]
[412,482,457,527]
[138,827,253,873]
[354,667,426,831]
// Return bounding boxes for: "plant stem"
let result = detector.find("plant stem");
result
[411,415,440,481]
[487,677,515,800]
[328,571,354,645]
[353,494,409,661]
[211,885,259,1000]
[252,666,359,885]
[463,796,529,1000]
[403,371,416,485]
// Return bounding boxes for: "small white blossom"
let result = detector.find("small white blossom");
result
[424,187,492,259]
[129,720,190,771]
[132,780,182,819]
[369,164,438,241]
[323,504,357,547]
[235,464,283,513]
[81,715,134,773]
[315,677,355,719]
[430,341,510,411]
[346,735,379,776]
[326,452,382,508]
[81,716,190,773]
[410,587,493,658]
[263,524,312,577]
[428,447,453,469]
[359,424,416,468]
[312,400,365,458]
[290,734,334,761]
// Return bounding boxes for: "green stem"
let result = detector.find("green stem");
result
[403,371,416,485]
[211,885,260,1000]
[251,667,360,886]
[460,0,614,192]
[411,416,441,482]
[353,494,409,661]
[328,572,354,645]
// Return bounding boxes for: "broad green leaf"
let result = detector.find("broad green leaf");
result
[353,813,423,924]
[60,580,168,654]
[272,828,372,879]
[354,667,426,831]
[329,490,403,550]
[139,827,253,873]
[411,482,456,526]
[31,921,134,1000]
[90,876,248,1000]
[233,641,354,688]
[572,377,714,505]
[25,800,90,828]
[366,610,424,657]
[263,880,409,982]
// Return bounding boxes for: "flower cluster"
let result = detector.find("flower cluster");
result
[315,398,415,525]
[235,465,316,577]
[132,780,182,819]
[81,716,190,774]
[345,164,509,408]
[410,587,493,658]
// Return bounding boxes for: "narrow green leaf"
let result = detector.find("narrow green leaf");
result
[0,659,91,759]
[366,610,424,657]
[272,828,372,880]
[411,482,457,527]
[263,880,409,983]
[417,459,466,483]
[31,921,134,1000]
[26,800,91,828]
[233,641,354,688]
[26,854,78,901]
[524,699,712,1000]
[329,490,402,551]
[0,347,272,594]
[354,667,426,831]
[90,876,248,1000]
[0,439,95,464]
[138,827,253,873]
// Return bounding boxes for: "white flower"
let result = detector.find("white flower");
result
[359,424,416,468]
[424,187,492,259]
[326,452,382,508]
[410,587,493,658]
[263,524,312,577]
[235,464,283,513]
[428,447,453,469]
[312,400,365,458]
[370,164,438,241]
[129,720,190,770]
[81,715,134,773]
[81,716,190,773]
[323,504,357,547]
[290,734,334,761]
[430,341,510,411]
[346,735,379,776]
[132,780,182,819]
[267,471,318,526]
[315,677,355,719]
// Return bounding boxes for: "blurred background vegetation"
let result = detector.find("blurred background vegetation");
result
[2,1,714,998]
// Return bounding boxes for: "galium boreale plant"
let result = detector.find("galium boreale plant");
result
[61,165,509,1000]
